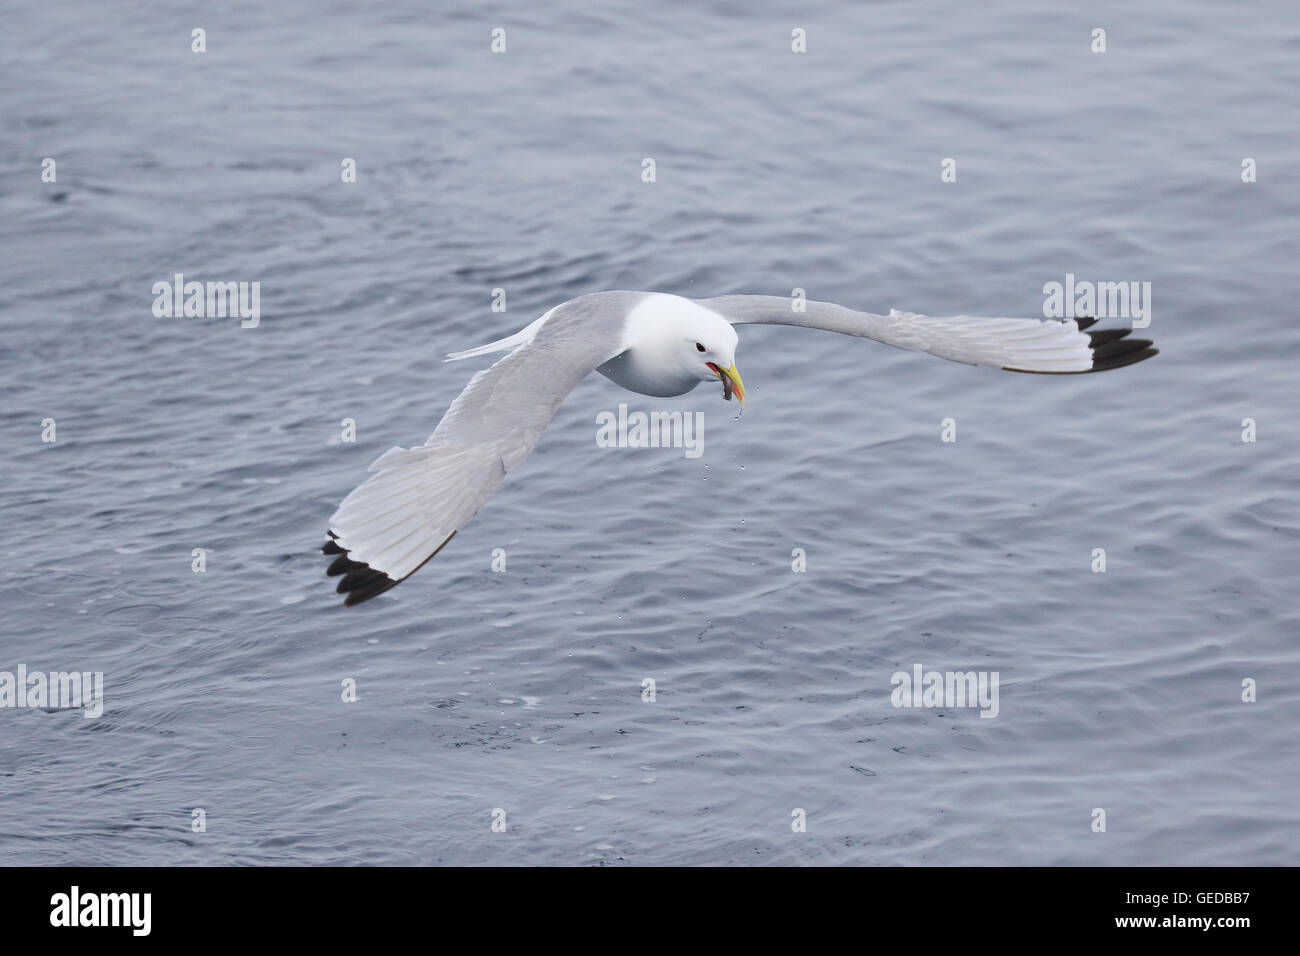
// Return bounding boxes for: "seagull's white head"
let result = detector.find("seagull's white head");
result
[615,294,746,401]
[672,301,745,403]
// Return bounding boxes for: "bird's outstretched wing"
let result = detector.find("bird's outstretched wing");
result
[697,294,1156,373]
[323,305,625,606]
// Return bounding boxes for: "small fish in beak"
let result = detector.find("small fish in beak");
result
[707,362,746,403]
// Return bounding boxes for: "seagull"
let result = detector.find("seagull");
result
[323,291,1156,605]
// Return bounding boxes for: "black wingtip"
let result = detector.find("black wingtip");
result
[320,530,456,607]
[1004,320,1158,375]
[343,578,401,606]
[1092,344,1158,371]
[1085,328,1157,371]
[321,535,401,606]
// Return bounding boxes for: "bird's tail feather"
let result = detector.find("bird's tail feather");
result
[444,311,552,362]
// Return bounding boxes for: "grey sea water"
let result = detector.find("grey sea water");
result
[1,0,1297,866]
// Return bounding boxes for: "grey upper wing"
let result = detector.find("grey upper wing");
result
[697,294,1156,373]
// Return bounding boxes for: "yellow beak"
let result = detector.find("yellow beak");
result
[713,362,745,403]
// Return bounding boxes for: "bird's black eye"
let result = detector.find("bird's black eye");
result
[695,342,705,352]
